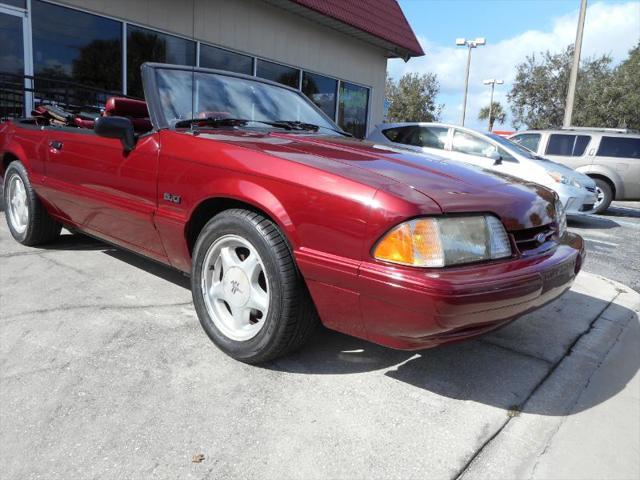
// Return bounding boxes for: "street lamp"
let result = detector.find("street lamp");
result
[482,79,504,131]
[456,37,486,126]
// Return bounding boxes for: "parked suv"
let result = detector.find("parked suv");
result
[509,128,640,213]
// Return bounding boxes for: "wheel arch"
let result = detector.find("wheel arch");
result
[185,191,298,258]
[576,165,621,199]
[1,149,25,177]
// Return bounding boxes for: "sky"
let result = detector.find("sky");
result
[388,0,640,131]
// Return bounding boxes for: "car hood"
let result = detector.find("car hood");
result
[192,131,558,229]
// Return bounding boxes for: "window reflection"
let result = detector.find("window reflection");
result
[0,13,23,76]
[338,82,369,138]
[256,59,299,89]
[200,44,253,75]
[127,25,195,98]
[32,0,122,93]
[302,72,337,119]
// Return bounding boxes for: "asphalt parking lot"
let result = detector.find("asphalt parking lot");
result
[1,203,639,480]
[568,201,640,292]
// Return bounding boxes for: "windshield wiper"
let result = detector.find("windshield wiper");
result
[175,117,306,131]
[174,117,352,137]
[275,120,352,137]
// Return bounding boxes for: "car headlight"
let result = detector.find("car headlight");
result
[555,200,567,237]
[373,215,512,267]
[548,171,570,185]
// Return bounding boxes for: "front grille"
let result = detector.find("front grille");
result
[511,224,557,253]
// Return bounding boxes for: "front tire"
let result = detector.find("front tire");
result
[3,161,61,245]
[191,209,317,363]
[591,178,613,214]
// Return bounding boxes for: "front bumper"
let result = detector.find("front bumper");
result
[555,184,598,215]
[356,233,585,350]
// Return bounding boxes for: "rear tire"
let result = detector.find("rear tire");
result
[191,208,318,363]
[3,161,61,245]
[592,178,613,214]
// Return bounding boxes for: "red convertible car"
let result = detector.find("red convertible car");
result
[1,63,584,363]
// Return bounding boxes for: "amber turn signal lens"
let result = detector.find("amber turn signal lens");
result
[374,218,443,267]
[374,222,414,264]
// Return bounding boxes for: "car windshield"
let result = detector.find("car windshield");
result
[154,68,340,135]
[487,133,545,160]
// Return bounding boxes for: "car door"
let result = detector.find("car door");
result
[40,125,167,261]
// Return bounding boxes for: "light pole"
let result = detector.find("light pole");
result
[456,37,486,126]
[564,0,588,127]
[483,79,504,131]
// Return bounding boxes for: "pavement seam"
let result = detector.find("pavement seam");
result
[2,301,194,322]
[453,291,620,480]
[527,310,634,479]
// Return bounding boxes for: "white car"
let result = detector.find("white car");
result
[367,122,598,216]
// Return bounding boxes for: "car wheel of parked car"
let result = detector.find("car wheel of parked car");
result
[191,208,318,363]
[591,178,613,214]
[3,161,62,245]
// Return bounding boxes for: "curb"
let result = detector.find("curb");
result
[458,272,640,479]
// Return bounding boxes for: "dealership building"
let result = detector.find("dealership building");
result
[0,0,423,137]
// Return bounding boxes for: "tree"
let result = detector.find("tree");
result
[385,72,443,122]
[478,101,506,131]
[508,43,640,130]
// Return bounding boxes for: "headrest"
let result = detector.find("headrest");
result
[104,97,149,118]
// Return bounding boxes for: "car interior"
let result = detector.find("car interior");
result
[28,97,153,134]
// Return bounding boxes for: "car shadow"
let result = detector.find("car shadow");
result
[264,290,638,417]
[39,231,639,418]
[606,204,640,219]
[568,215,620,230]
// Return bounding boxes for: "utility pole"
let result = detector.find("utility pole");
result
[564,0,588,127]
[483,79,504,131]
[456,37,486,126]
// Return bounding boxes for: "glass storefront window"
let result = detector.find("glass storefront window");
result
[200,44,253,75]
[302,71,337,119]
[31,0,122,96]
[127,24,195,98]
[256,59,299,88]
[1,0,26,9]
[338,81,369,138]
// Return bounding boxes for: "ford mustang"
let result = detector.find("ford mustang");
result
[0,63,585,363]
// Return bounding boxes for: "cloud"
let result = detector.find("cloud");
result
[388,1,640,130]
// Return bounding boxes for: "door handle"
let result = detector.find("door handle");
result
[49,140,63,150]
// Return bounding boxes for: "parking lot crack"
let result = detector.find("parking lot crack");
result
[454,292,620,480]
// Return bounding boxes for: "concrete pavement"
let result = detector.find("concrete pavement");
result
[0,214,638,480]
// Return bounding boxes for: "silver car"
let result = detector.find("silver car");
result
[367,122,597,216]
[509,128,640,213]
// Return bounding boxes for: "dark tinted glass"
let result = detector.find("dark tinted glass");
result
[1,0,26,8]
[546,134,590,156]
[32,0,122,99]
[0,13,23,76]
[256,59,299,88]
[573,135,590,155]
[338,82,369,138]
[302,72,337,119]
[383,126,447,149]
[597,136,640,159]
[200,44,253,75]
[127,25,195,98]
[512,133,540,152]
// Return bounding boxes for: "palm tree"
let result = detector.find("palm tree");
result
[478,101,507,131]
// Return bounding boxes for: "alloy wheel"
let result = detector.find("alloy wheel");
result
[200,234,270,341]
[7,173,29,234]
